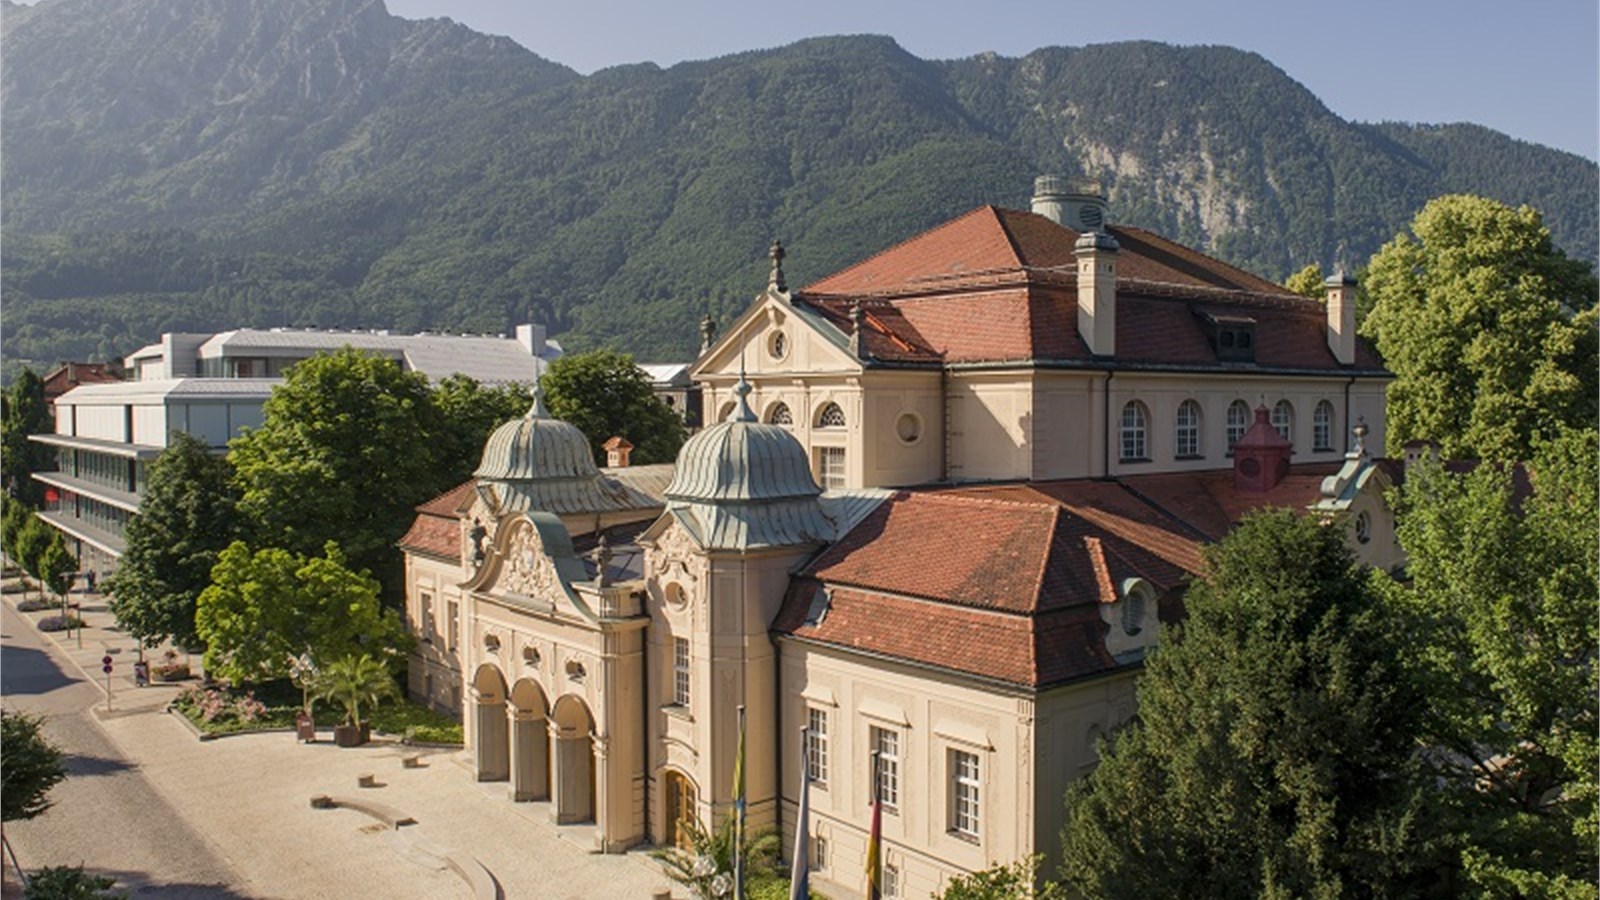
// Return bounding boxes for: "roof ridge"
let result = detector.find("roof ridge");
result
[802,205,1004,292]
[1032,505,1062,605]
[987,205,1029,270]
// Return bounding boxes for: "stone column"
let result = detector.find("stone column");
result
[591,732,611,851]
[550,722,593,824]
[509,710,548,802]
[475,698,509,782]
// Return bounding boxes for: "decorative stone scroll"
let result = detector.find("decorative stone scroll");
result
[501,520,564,603]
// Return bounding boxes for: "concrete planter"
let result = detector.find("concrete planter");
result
[333,723,371,747]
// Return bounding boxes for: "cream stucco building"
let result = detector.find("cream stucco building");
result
[400,178,1401,897]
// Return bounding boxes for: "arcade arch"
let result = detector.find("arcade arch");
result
[549,694,598,824]
[473,664,510,783]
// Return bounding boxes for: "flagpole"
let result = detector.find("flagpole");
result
[734,704,747,900]
[866,749,883,900]
[789,725,811,900]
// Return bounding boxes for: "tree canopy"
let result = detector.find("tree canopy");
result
[229,349,446,597]
[2,368,52,506]
[542,350,686,466]
[1283,262,1325,299]
[195,540,408,685]
[107,431,238,651]
[1060,510,1435,898]
[1,709,66,822]
[430,374,534,486]
[1378,428,1598,897]
[1361,194,1598,461]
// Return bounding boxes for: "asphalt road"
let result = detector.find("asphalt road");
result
[1,600,250,898]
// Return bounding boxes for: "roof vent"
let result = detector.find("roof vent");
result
[1031,175,1110,232]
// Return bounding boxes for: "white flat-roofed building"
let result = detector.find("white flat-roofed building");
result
[32,324,562,575]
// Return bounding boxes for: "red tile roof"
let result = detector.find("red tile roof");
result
[399,481,475,562]
[42,362,122,403]
[775,467,1347,687]
[795,205,1386,372]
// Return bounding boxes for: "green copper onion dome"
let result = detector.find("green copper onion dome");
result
[474,388,598,483]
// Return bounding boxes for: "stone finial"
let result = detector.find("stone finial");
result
[731,373,756,423]
[1350,417,1369,459]
[699,315,717,353]
[526,380,550,418]
[768,239,787,293]
[591,533,612,587]
[848,302,865,358]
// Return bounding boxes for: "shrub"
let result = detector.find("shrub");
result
[16,597,53,611]
[35,614,83,632]
[23,864,122,899]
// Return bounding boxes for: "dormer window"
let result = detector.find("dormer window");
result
[1197,310,1257,362]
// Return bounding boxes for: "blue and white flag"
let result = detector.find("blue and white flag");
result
[789,726,811,900]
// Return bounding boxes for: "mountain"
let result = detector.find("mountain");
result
[3,0,1594,369]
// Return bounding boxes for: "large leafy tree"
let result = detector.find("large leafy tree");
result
[14,514,54,600]
[1,368,53,507]
[1378,428,1597,897]
[1060,510,1435,899]
[1361,195,1598,461]
[543,350,686,466]
[195,541,408,685]
[229,349,446,596]
[1,709,66,822]
[106,432,238,651]
[430,373,534,485]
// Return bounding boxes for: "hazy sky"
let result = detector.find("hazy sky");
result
[387,0,1598,161]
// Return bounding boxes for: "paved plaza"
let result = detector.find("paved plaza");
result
[2,583,679,899]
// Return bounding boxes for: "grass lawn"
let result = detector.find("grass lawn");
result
[171,678,462,744]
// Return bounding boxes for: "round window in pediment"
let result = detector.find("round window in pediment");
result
[768,331,788,360]
[1355,511,1372,545]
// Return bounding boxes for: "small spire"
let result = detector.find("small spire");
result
[848,302,868,359]
[732,355,756,423]
[768,239,787,293]
[526,380,550,418]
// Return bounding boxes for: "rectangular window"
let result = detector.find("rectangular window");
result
[817,447,847,490]
[950,750,980,838]
[806,708,829,786]
[871,726,900,812]
[883,864,900,899]
[420,592,434,644]
[811,835,827,871]
[447,600,460,651]
[673,637,691,707]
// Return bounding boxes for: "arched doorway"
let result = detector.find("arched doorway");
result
[549,694,596,824]
[472,665,510,782]
[508,678,550,802]
[663,770,699,850]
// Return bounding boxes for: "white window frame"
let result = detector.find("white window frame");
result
[806,707,829,787]
[871,726,900,812]
[1120,401,1148,461]
[950,749,981,839]
[817,446,846,490]
[1272,400,1294,443]
[672,637,691,708]
[1226,400,1250,451]
[1313,400,1334,451]
[1175,400,1202,458]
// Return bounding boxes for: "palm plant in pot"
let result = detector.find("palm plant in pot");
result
[316,653,397,747]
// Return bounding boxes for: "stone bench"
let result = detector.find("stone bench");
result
[309,795,415,829]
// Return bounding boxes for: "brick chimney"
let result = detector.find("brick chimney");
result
[603,436,633,468]
[1234,404,1292,493]
[1324,272,1357,365]
[1075,231,1119,357]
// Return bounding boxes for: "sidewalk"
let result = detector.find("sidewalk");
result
[4,579,681,899]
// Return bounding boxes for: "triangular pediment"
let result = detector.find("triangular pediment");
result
[691,291,863,381]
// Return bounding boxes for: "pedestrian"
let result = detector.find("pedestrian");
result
[133,660,149,687]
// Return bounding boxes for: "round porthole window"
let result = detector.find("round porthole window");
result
[768,331,788,360]
[895,412,922,444]
[1354,511,1372,545]
[522,645,540,666]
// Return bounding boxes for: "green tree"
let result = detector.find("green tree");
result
[937,856,1065,899]
[314,652,398,730]
[2,368,53,507]
[1378,428,1597,897]
[430,374,534,486]
[229,349,446,597]
[1283,262,1325,299]
[1060,510,1435,899]
[543,350,686,466]
[3,498,34,572]
[1,710,66,822]
[106,432,237,651]
[194,541,408,685]
[14,514,53,600]
[36,529,76,600]
[1361,195,1598,461]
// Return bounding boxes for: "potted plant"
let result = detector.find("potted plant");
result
[316,653,397,748]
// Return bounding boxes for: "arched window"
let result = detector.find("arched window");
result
[1313,400,1335,451]
[767,402,793,426]
[815,402,846,429]
[1271,400,1294,443]
[1226,400,1251,451]
[1175,400,1202,458]
[1121,585,1149,637]
[1120,401,1148,461]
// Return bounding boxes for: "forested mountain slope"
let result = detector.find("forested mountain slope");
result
[3,0,1593,367]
